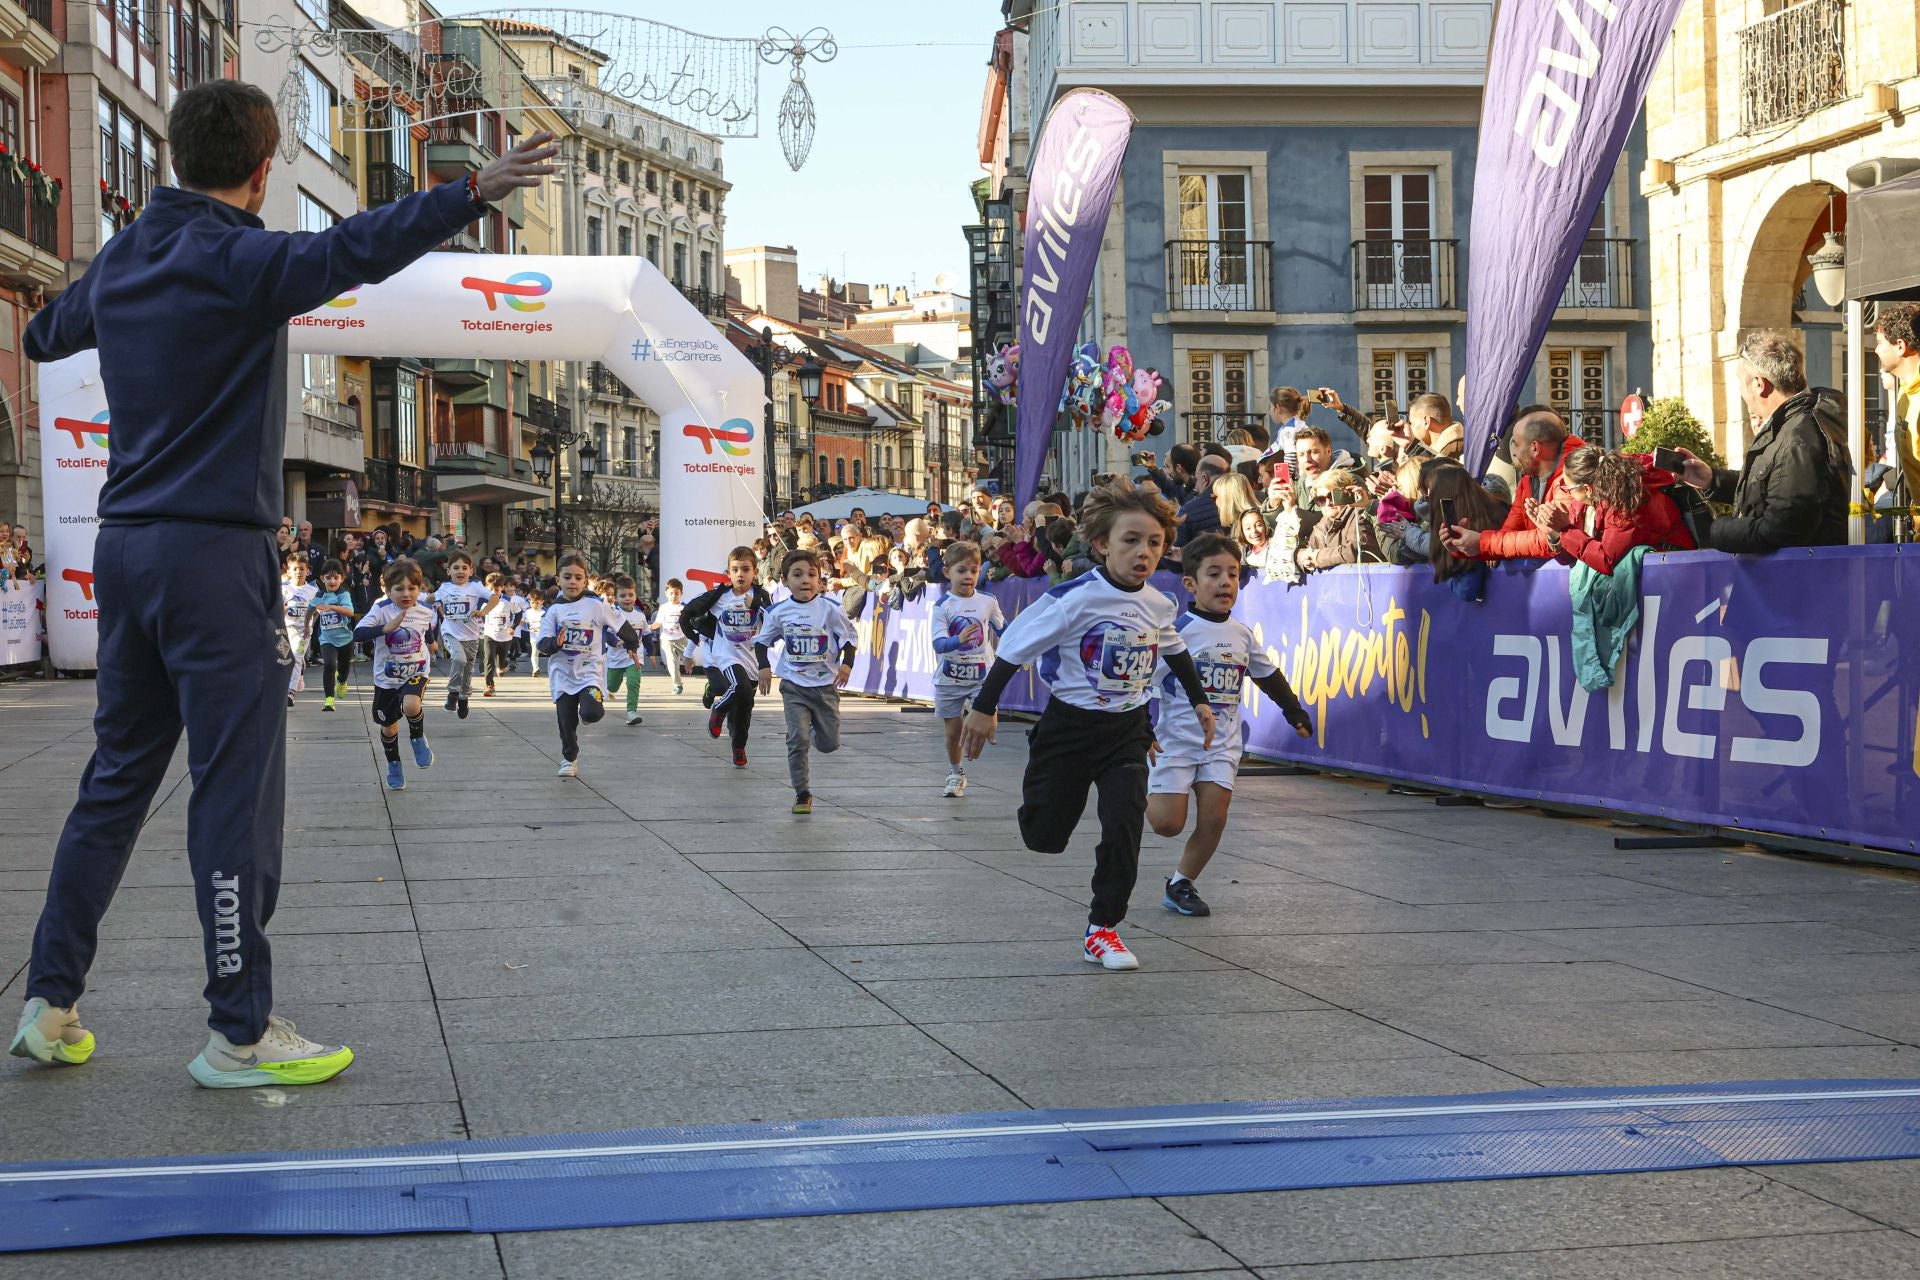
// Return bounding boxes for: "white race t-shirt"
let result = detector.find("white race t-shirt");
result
[433,580,493,644]
[540,594,628,698]
[929,590,1005,687]
[1152,611,1275,764]
[607,606,649,669]
[995,569,1186,713]
[704,590,764,677]
[282,582,318,644]
[482,592,525,643]
[655,600,686,643]
[359,598,438,689]
[752,595,857,687]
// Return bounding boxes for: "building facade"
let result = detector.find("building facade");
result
[994,0,1654,494]
[1644,0,1920,460]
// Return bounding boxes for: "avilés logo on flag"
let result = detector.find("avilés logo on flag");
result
[1460,0,1684,476]
[1015,88,1133,508]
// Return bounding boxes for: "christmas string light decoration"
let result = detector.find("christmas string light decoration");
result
[758,26,837,172]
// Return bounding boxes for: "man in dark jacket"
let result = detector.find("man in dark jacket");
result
[10,80,556,1088]
[1677,330,1847,553]
[1174,448,1235,550]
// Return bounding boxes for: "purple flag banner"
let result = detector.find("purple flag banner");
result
[845,549,1920,857]
[1461,0,1685,476]
[1014,88,1133,509]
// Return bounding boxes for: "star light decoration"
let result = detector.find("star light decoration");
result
[758,26,837,172]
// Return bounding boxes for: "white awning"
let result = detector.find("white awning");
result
[433,473,554,505]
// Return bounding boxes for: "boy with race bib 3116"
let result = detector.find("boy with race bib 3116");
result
[754,550,859,815]
[1147,531,1313,917]
[961,487,1216,971]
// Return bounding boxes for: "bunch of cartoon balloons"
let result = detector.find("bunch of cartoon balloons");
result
[983,341,1169,441]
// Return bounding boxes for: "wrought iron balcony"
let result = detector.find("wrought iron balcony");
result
[675,282,728,318]
[363,457,435,508]
[1353,238,1459,310]
[366,160,415,209]
[1740,0,1847,133]
[589,362,636,399]
[1181,412,1266,446]
[1165,239,1274,312]
[1559,238,1635,309]
[525,394,557,430]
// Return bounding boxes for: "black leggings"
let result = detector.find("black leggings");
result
[320,642,353,693]
[1018,699,1154,928]
[707,664,756,749]
[555,688,605,761]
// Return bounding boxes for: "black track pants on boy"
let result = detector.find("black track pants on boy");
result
[1016,698,1154,929]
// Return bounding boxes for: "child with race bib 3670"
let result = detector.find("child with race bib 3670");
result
[431,550,496,720]
[1146,531,1313,918]
[961,486,1216,971]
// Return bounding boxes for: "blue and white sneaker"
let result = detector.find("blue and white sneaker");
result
[411,736,433,769]
[385,761,405,791]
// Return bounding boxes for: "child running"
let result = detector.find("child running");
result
[353,558,439,791]
[1146,532,1314,917]
[654,578,688,695]
[432,551,496,720]
[311,558,358,711]
[754,550,859,814]
[606,573,648,727]
[480,573,524,696]
[683,547,772,768]
[961,486,1216,971]
[281,551,318,708]
[537,552,641,778]
[928,539,1004,798]
[523,589,547,676]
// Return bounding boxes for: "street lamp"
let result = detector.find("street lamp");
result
[576,436,601,570]
[744,327,828,516]
[528,414,586,567]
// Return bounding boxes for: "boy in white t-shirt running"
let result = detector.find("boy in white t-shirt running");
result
[605,573,648,726]
[927,540,1004,798]
[653,578,689,695]
[352,558,440,792]
[281,551,319,707]
[431,551,497,719]
[754,550,859,814]
[1146,531,1313,918]
[536,552,642,778]
[479,573,523,696]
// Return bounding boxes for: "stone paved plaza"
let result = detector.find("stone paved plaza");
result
[4,670,1920,1277]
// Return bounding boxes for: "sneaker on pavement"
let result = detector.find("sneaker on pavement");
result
[733,747,747,768]
[187,1015,353,1089]
[457,698,470,720]
[9,998,95,1066]
[708,707,726,739]
[385,761,405,791]
[322,697,336,712]
[943,771,967,798]
[1162,877,1212,917]
[483,687,495,698]
[625,711,643,726]
[411,736,434,769]
[792,791,812,815]
[672,684,684,695]
[557,758,579,778]
[1083,926,1140,971]
[286,692,295,708]
[444,693,458,712]
[335,680,348,698]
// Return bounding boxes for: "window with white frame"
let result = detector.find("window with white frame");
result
[1359,172,1438,308]
[1369,347,1434,417]
[1175,171,1252,309]
[1184,350,1252,444]
[294,0,329,30]
[297,191,340,398]
[298,61,334,159]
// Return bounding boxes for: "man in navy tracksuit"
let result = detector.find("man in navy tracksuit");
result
[7,81,555,1088]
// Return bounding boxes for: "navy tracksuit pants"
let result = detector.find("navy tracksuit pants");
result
[28,522,288,1043]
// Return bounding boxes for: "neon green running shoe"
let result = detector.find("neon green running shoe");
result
[9,998,95,1066]
[335,680,348,698]
[187,1015,354,1089]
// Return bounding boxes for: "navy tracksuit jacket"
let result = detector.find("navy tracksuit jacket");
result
[24,178,482,1042]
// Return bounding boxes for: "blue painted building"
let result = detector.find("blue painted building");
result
[1006,0,1652,490]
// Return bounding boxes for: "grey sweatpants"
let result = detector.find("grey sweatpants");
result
[444,637,479,701]
[781,681,842,795]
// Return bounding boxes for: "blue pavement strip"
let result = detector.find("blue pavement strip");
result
[5,1080,1920,1251]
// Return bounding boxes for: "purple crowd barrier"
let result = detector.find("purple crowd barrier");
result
[845,547,1919,856]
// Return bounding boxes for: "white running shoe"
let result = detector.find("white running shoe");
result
[943,771,967,798]
[625,712,643,726]
[8,998,95,1065]
[557,759,579,778]
[1083,926,1140,971]
[187,1015,352,1089]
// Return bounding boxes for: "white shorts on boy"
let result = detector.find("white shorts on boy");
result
[1148,746,1241,795]
[935,684,979,721]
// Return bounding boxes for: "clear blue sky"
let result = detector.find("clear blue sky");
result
[446,2,999,293]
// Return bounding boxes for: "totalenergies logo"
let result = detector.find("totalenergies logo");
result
[325,287,359,308]
[63,568,95,601]
[54,410,110,452]
[460,272,552,312]
[683,418,754,457]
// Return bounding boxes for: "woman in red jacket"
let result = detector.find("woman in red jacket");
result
[1542,446,1696,573]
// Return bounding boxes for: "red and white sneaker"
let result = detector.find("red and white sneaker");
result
[1082,926,1140,971]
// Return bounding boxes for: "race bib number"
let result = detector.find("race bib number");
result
[941,656,987,683]
[720,606,756,643]
[442,599,472,618]
[1196,658,1246,708]
[561,622,594,653]
[1094,629,1157,694]
[385,658,424,682]
[784,626,830,661]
